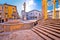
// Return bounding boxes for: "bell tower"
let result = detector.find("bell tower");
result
[23,1,27,20]
[24,2,26,12]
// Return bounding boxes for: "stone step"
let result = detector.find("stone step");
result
[41,24,60,28]
[40,25,60,30]
[35,26,60,37]
[42,23,60,25]
[49,25,60,27]
[32,28,60,40]
[33,25,60,31]
[32,29,52,40]
[34,25,60,34]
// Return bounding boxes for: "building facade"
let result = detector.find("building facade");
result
[26,10,41,20]
[0,3,20,23]
[0,5,4,23]
[48,8,60,19]
[21,10,42,20]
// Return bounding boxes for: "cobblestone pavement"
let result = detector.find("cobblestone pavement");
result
[0,32,11,40]
[1,19,60,40]
[3,30,42,40]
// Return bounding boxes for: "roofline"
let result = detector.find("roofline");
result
[27,10,41,13]
[4,3,16,7]
[47,8,60,12]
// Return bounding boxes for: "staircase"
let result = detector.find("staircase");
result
[32,19,60,40]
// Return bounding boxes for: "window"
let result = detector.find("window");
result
[13,7,16,10]
[5,13,8,15]
[5,6,8,9]
[13,7,16,13]
[5,13,8,18]
[0,13,1,18]
[34,17,37,18]
[13,7,16,12]
[13,8,14,10]
[0,13,1,15]
[31,13,32,15]
[5,6,8,12]
[39,13,40,16]
[26,15,28,16]
[13,11,16,13]
[36,13,37,14]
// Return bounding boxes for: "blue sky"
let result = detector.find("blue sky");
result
[0,0,59,16]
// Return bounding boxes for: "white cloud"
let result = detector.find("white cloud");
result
[22,0,36,12]
[48,1,53,7]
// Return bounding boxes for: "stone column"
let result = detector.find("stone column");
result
[59,8,60,19]
[42,0,48,19]
[59,0,60,19]
[52,0,56,19]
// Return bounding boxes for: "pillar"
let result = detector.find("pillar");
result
[59,7,60,19]
[59,0,60,19]
[52,0,56,19]
[42,0,48,19]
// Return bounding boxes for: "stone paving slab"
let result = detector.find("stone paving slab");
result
[3,30,43,40]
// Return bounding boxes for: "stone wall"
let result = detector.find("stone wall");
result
[0,21,38,32]
[3,23,24,32]
[0,24,4,32]
[20,23,34,30]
